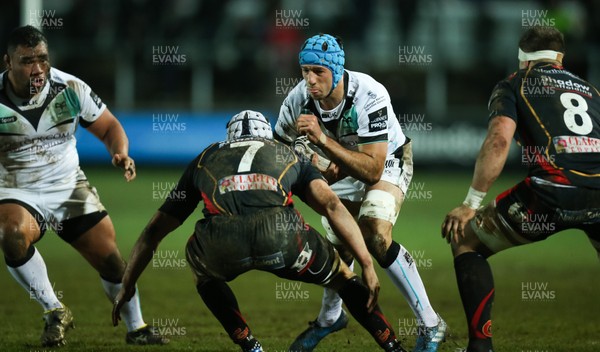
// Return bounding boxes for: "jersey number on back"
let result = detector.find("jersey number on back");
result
[230,141,264,172]
[560,92,592,135]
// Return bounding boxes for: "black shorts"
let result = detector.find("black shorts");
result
[185,207,340,285]
[496,176,600,242]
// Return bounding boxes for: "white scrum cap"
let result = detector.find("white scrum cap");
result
[226,110,273,141]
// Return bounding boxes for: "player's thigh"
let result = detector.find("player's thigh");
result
[0,201,43,256]
[454,200,530,258]
[272,225,343,287]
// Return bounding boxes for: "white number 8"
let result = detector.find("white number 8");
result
[560,92,592,135]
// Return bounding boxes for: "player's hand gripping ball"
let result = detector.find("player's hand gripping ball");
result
[292,136,331,172]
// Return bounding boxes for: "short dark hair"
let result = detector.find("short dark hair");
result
[519,26,565,53]
[6,25,48,54]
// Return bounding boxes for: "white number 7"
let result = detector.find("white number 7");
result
[230,140,264,172]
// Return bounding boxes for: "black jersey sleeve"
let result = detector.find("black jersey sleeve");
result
[290,156,326,202]
[488,77,518,122]
[158,154,203,223]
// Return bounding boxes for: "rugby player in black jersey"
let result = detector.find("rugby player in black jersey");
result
[113,110,409,352]
[442,26,600,352]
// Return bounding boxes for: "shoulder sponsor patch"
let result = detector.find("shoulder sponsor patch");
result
[89,90,103,109]
[0,116,17,124]
[368,107,388,132]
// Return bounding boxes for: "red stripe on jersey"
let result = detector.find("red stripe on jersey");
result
[201,191,220,215]
[530,146,571,185]
[286,191,294,206]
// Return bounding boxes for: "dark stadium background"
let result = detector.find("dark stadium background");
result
[1,1,599,351]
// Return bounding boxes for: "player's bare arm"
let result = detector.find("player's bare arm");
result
[297,114,386,184]
[112,211,181,325]
[442,116,516,243]
[304,178,379,311]
[87,109,136,182]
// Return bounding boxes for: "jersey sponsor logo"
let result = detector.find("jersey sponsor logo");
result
[557,208,600,223]
[364,95,386,111]
[384,158,399,169]
[0,131,71,153]
[89,90,103,109]
[541,76,592,97]
[218,173,279,194]
[368,107,388,132]
[553,135,600,153]
[0,116,17,124]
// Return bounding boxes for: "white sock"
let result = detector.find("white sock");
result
[7,247,63,312]
[385,245,438,327]
[317,261,354,326]
[101,279,146,332]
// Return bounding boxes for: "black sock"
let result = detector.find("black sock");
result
[196,280,259,349]
[454,252,494,352]
[338,276,399,349]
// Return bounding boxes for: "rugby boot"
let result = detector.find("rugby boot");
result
[413,314,447,352]
[125,325,170,345]
[41,303,74,347]
[238,334,263,352]
[383,339,409,352]
[288,309,349,352]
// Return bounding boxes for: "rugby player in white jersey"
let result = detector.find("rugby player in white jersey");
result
[0,25,167,347]
[275,33,446,352]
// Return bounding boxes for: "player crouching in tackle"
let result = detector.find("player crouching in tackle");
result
[113,110,409,352]
[0,25,167,347]
[442,26,600,352]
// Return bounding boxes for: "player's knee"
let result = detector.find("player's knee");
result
[334,244,354,265]
[358,189,399,225]
[362,231,389,266]
[0,220,31,259]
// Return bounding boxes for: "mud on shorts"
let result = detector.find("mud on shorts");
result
[185,206,341,285]
[0,169,107,242]
[471,176,600,254]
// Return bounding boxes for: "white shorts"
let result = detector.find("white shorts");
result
[0,168,106,233]
[331,141,413,202]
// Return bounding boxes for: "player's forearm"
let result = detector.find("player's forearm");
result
[319,138,383,185]
[471,132,511,192]
[103,122,130,158]
[122,212,180,288]
[121,237,155,289]
[326,203,374,269]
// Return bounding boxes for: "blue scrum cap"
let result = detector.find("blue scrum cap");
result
[299,34,345,91]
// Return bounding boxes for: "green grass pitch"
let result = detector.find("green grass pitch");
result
[0,167,598,352]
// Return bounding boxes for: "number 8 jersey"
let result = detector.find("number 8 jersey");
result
[488,62,600,188]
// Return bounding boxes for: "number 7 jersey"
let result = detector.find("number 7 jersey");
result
[488,62,600,188]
